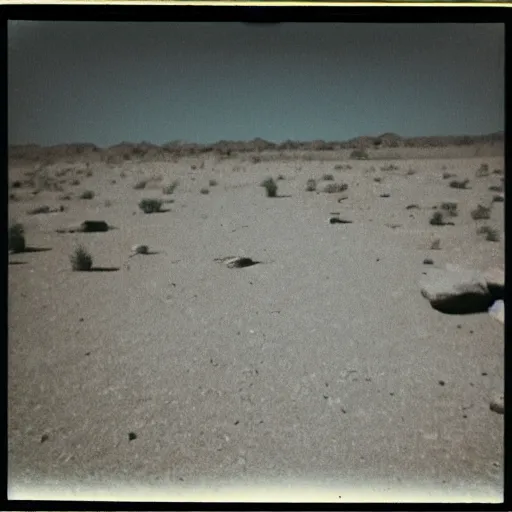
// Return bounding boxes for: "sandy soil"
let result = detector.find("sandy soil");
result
[8,146,504,501]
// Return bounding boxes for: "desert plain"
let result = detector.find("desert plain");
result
[8,135,505,501]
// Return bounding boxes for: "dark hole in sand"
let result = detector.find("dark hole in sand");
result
[431,294,496,315]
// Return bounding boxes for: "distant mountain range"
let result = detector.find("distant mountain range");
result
[9,131,504,162]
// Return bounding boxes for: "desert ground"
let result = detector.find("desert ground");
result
[8,138,504,501]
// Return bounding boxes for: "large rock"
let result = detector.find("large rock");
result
[420,265,493,314]
[483,267,504,301]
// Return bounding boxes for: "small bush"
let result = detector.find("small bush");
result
[80,190,95,200]
[322,173,334,181]
[449,179,470,189]
[277,174,285,181]
[489,184,504,192]
[430,211,446,226]
[162,180,179,195]
[251,155,261,164]
[493,168,503,175]
[306,179,317,192]
[430,238,441,250]
[58,193,73,201]
[200,188,210,195]
[8,223,26,253]
[70,245,93,271]
[373,177,382,183]
[440,202,458,217]
[350,149,369,160]
[86,170,93,177]
[139,198,163,213]
[477,225,500,242]
[209,179,218,187]
[323,182,348,194]
[471,204,492,220]
[133,179,148,190]
[261,177,278,197]
[27,205,51,215]
[70,179,81,186]
[492,194,504,203]
[476,163,490,177]
[11,180,22,188]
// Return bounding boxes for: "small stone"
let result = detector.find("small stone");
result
[438,380,445,386]
[490,394,504,414]
[132,244,149,255]
[423,258,434,265]
[128,432,137,441]
[40,434,49,443]
[482,372,488,376]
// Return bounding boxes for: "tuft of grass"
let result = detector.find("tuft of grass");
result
[70,245,93,271]
[8,223,26,253]
[133,179,148,190]
[373,177,382,183]
[261,177,278,197]
[475,163,490,178]
[162,180,179,195]
[200,187,210,195]
[350,149,369,160]
[429,211,446,226]
[440,202,458,217]
[449,179,470,189]
[471,204,492,220]
[477,225,500,242]
[306,179,317,192]
[86,170,93,177]
[323,182,348,194]
[209,179,218,187]
[430,238,441,250]
[322,173,334,181]
[27,205,51,215]
[80,190,95,200]
[139,198,163,214]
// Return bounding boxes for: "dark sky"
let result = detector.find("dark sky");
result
[8,22,504,147]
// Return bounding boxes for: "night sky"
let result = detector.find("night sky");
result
[8,22,504,147]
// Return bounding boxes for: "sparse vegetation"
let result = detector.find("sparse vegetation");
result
[492,195,504,203]
[406,204,419,210]
[200,188,210,195]
[70,179,81,186]
[209,179,218,187]
[476,163,490,177]
[70,245,93,271]
[11,180,22,188]
[429,211,446,226]
[139,198,163,213]
[440,202,458,217]
[471,204,492,221]
[251,155,261,164]
[477,225,500,242]
[58,193,73,201]
[449,179,470,189]
[323,182,348,194]
[381,164,399,171]
[430,238,441,250]
[162,180,179,195]
[493,169,503,175]
[27,205,51,215]
[277,174,285,181]
[261,177,278,197]
[8,223,26,253]
[80,190,95,200]
[489,184,504,192]
[322,173,334,181]
[350,149,369,160]
[306,179,317,192]
[133,179,148,190]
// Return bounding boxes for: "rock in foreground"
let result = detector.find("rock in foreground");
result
[420,265,493,314]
